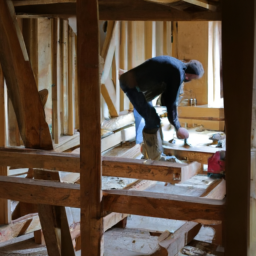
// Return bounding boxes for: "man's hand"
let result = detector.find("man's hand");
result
[176,127,189,139]
[119,69,127,79]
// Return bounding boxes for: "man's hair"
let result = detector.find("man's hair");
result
[185,60,204,78]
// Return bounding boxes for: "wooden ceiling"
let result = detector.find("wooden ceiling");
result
[13,0,221,21]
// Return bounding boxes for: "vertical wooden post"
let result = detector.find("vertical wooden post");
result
[62,19,69,135]
[23,18,38,87]
[114,21,120,115]
[222,0,256,255]
[77,1,103,256]
[120,21,128,111]
[0,64,10,225]
[68,27,75,135]
[144,21,156,60]
[52,18,60,144]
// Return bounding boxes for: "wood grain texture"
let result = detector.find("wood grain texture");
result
[13,0,221,21]
[0,176,80,207]
[102,156,200,183]
[158,222,201,256]
[52,18,60,144]
[77,0,103,255]
[0,213,40,243]
[0,147,80,172]
[103,189,225,221]
[38,204,61,256]
[0,65,10,225]
[0,0,52,150]
[163,144,216,164]
[222,0,255,254]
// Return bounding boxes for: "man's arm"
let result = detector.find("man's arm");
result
[162,87,189,139]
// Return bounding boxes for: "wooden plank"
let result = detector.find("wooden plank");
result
[34,170,75,256]
[223,0,255,254]
[163,144,216,164]
[38,204,61,256]
[0,147,200,181]
[52,18,60,144]
[0,65,10,225]
[101,22,119,84]
[54,133,79,152]
[101,77,118,117]
[101,131,122,152]
[146,0,218,11]
[103,189,225,221]
[103,212,129,232]
[14,0,76,5]
[0,147,80,172]
[0,0,52,150]
[179,118,225,131]
[178,105,224,119]
[0,176,80,207]
[61,19,69,135]
[13,1,222,21]
[77,0,103,256]
[0,213,40,243]
[202,179,226,200]
[100,21,115,61]
[158,222,201,256]
[102,156,200,183]
[22,18,38,86]
[68,27,75,136]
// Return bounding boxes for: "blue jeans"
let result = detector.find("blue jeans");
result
[120,82,160,143]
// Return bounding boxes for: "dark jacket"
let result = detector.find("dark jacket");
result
[129,56,186,130]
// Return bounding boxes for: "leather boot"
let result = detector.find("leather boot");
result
[141,127,163,160]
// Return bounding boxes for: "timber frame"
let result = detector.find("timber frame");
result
[0,0,254,255]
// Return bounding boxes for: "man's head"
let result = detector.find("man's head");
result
[184,60,204,82]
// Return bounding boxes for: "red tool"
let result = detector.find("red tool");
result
[207,151,225,178]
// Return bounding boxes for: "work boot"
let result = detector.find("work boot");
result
[141,127,163,160]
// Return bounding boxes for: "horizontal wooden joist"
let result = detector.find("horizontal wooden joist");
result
[0,147,80,172]
[0,147,199,182]
[0,176,80,207]
[163,144,218,164]
[102,189,225,221]
[13,0,221,21]
[0,176,224,220]
[103,156,200,183]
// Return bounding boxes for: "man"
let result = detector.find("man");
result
[119,56,204,160]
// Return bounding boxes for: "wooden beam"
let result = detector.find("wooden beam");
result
[0,213,40,243]
[13,1,222,21]
[101,78,118,117]
[0,147,200,182]
[159,222,201,255]
[0,0,52,150]
[0,147,80,172]
[77,0,103,256]
[178,105,224,119]
[0,65,10,225]
[0,176,80,207]
[222,0,255,254]
[179,118,225,131]
[52,18,60,144]
[0,176,224,221]
[163,144,216,164]
[103,189,225,221]
[146,0,218,11]
[14,0,76,5]
[34,170,75,256]
[102,157,201,183]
